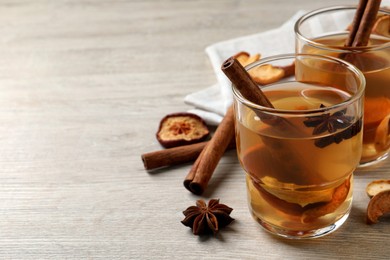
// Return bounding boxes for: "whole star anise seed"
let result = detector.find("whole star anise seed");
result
[181,199,234,235]
[303,105,360,148]
[304,107,353,135]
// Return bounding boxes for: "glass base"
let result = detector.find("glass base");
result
[253,212,350,239]
[359,152,389,168]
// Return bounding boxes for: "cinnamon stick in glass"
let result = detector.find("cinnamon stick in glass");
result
[345,0,382,47]
[183,57,283,195]
[345,0,369,47]
[222,57,274,108]
[222,57,319,185]
[222,57,296,130]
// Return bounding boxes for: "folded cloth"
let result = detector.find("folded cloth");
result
[185,10,307,125]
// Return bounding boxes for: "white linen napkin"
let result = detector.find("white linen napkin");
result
[185,10,307,125]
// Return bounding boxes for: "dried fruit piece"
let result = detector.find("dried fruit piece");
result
[249,64,285,84]
[367,190,390,224]
[364,97,390,129]
[250,175,351,221]
[302,177,351,223]
[181,199,234,235]
[374,114,390,153]
[251,179,305,217]
[295,105,309,110]
[233,51,261,67]
[260,176,334,207]
[372,15,390,37]
[156,113,209,148]
[233,51,294,84]
[366,179,390,198]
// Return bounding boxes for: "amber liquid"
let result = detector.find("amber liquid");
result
[236,82,361,234]
[300,34,390,164]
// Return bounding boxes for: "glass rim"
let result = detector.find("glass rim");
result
[294,5,390,53]
[231,53,366,116]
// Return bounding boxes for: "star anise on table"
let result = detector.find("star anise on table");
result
[181,199,234,235]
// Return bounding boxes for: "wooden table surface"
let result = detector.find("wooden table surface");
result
[0,0,389,259]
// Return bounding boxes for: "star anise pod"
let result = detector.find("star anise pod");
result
[303,108,353,135]
[181,199,234,235]
[303,105,361,148]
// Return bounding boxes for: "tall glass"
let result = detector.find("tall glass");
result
[295,6,390,166]
[233,54,365,239]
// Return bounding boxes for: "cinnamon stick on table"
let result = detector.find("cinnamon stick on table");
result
[142,141,207,171]
[142,140,235,171]
[183,106,235,195]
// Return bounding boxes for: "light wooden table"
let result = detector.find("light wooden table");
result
[0,0,389,259]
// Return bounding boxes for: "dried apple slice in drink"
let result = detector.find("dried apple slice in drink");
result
[374,114,390,153]
[249,175,349,220]
[260,176,334,207]
[363,97,390,144]
[364,97,390,129]
[302,177,351,223]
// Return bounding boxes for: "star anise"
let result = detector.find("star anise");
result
[303,108,353,135]
[181,199,234,235]
[303,105,361,148]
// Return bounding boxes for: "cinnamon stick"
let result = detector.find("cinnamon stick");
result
[346,0,382,47]
[183,106,235,195]
[222,57,299,131]
[345,0,369,47]
[142,141,207,170]
[182,59,297,195]
[142,140,235,171]
[222,57,274,108]
[222,57,320,186]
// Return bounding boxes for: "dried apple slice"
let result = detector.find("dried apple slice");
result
[364,97,390,129]
[260,176,334,207]
[156,113,209,148]
[372,15,390,37]
[233,51,261,67]
[249,64,285,85]
[374,114,390,153]
[302,177,351,223]
[367,190,390,224]
[366,179,390,198]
